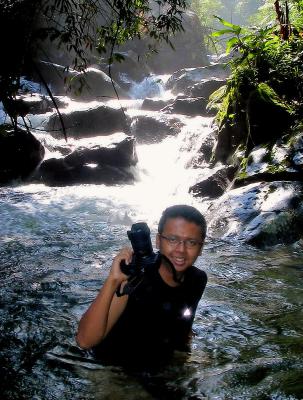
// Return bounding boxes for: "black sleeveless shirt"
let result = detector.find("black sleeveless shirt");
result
[93,265,207,366]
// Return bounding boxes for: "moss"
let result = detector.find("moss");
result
[256,83,294,114]
[237,157,248,179]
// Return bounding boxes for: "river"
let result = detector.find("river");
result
[1,84,303,399]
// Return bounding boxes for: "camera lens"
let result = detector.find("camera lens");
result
[127,222,153,258]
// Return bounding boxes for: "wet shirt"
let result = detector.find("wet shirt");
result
[93,265,207,366]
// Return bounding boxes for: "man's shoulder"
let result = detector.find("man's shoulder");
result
[187,265,207,283]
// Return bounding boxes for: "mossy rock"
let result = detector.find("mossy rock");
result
[246,83,294,148]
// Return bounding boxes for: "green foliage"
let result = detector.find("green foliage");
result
[211,7,303,122]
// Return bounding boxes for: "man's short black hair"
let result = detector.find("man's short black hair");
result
[158,204,207,239]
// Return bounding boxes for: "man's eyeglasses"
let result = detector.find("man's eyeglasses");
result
[159,234,203,249]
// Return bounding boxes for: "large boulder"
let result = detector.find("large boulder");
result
[207,181,303,247]
[234,133,303,187]
[161,96,208,116]
[64,133,137,167]
[31,61,78,96]
[186,78,227,100]
[69,67,129,101]
[37,159,135,186]
[36,133,137,186]
[246,83,293,150]
[189,166,237,199]
[166,64,230,95]
[98,50,152,86]
[141,98,172,111]
[0,125,45,184]
[131,113,184,143]
[45,103,130,139]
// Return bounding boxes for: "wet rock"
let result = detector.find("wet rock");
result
[16,94,54,114]
[186,78,227,100]
[246,83,293,150]
[64,133,137,167]
[141,98,172,111]
[291,131,303,169]
[131,113,184,144]
[31,61,78,96]
[36,132,137,185]
[190,130,217,166]
[161,97,208,116]
[45,103,130,139]
[0,125,45,184]
[189,166,237,199]
[69,67,128,101]
[166,64,230,95]
[99,50,152,85]
[37,158,135,186]
[234,140,303,188]
[207,181,303,247]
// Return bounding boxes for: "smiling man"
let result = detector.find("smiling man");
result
[76,205,207,366]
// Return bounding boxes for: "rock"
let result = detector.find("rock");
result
[69,67,129,101]
[99,50,152,85]
[234,137,303,187]
[166,64,230,95]
[161,97,208,116]
[0,125,45,184]
[64,133,138,168]
[16,94,54,115]
[186,78,227,99]
[290,131,303,170]
[31,61,78,96]
[207,181,303,247]
[213,117,247,164]
[45,103,130,139]
[131,113,184,144]
[37,157,135,186]
[189,166,237,199]
[36,133,137,186]
[141,98,172,111]
[246,83,293,149]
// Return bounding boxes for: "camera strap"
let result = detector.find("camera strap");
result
[116,273,144,297]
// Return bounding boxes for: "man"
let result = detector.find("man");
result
[76,204,207,366]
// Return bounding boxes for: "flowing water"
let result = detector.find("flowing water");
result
[1,84,303,399]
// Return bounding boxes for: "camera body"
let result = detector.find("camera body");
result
[120,222,160,276]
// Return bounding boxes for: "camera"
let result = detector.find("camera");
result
[120,222,160,276]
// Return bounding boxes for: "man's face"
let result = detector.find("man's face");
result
[156,217,204,274]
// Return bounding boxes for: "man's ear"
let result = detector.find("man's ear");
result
[156,233,160,249]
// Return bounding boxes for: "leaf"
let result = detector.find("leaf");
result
[211,28,239,37]
[226,37,239,54]
[213,15,242,34]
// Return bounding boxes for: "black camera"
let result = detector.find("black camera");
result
[120,222,160,276]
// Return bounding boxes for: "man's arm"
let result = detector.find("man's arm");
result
[76,248,132,349]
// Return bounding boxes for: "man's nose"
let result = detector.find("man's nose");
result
[175,240,186,249]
